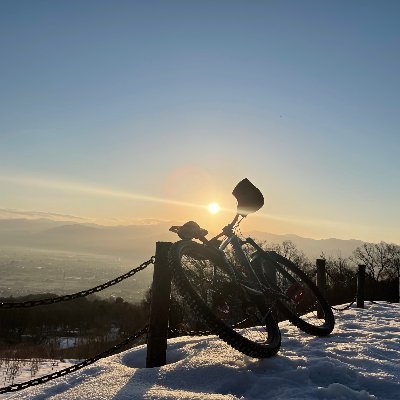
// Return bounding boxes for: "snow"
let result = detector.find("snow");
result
[3,302,400,400]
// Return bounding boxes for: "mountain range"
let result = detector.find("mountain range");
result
[0,218,370,261]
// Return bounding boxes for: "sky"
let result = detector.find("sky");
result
[0,0,399,243]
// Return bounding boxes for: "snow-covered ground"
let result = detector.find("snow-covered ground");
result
[3,302,400,400]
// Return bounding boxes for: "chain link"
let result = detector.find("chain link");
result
[325,269,358,286]
[168,327,214,337]
[328,271,358,312]
[330,296,357,312]
[0,325,148,394]
[168,316,252,338]
[0,256,155,309]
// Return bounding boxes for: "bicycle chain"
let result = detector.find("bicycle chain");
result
[0,256,155,309]
[0,325,148,394]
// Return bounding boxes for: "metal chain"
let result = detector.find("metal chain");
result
[328,271,358,312]
[168,316,253,338]
[0,256,155,309]
[168,327,214,337]
[330,295,357,312]
[0,324,148,394]
[325,269,358,286]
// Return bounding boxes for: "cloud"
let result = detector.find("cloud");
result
[0,207,88,222]
[0,208,172,227]
[0,174,209,210]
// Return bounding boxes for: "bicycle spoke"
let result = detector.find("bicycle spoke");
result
[180,252,272,346]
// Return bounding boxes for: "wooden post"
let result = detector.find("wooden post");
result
[316,259,326,318]
[146,242,172,368]
[397,263,400,304]
[357,264,366,309]
[396,258,400,303]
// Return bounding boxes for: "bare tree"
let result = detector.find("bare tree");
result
[322,253,355,284]
[261,240,312,274]
[352,242,400,281]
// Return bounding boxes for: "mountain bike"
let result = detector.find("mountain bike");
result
[169,178,334,358]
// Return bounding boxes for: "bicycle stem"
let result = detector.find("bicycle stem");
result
[209,214,243,243]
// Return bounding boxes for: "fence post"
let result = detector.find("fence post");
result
[398,267,400,304]
[146,242,172,368]
[397,263,400,304]
[316,259,326,318]
[357,264,366,309]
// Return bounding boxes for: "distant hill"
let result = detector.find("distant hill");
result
[0,218,175,261]
[247,231,365,259]
[0,218,369,261]
[0,218,67,233]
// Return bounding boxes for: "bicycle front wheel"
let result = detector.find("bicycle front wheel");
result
[169,240,281,358]
[257,251,335,336]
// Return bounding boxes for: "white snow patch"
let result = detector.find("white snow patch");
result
[3,301,399,399]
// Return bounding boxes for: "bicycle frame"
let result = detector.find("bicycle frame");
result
[211,231,281,323]
[215,224,289,304]
[219,234,263,286]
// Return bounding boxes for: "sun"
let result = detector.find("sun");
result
[208,202,220,214]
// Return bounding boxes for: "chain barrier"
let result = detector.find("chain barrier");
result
[330,296,357,312]
[168,316,252,338]
[0,324,148,394]
[0,256,154,393]
[324,270,358,312]
[168,327,214,338]
[325,269,358,287]
[0,256,155,309]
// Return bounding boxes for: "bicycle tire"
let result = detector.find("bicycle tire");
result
[169,240,281,358]
[257,251,335,336]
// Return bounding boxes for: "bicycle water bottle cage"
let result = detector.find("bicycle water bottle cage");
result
[169,221,208,240]
[232,178,264,216]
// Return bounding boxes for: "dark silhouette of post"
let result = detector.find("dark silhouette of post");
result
[395,258,400,303]
[316,259,327,318]
[146,242,172,368]
[357,265,366,308]
[396,260,400,303]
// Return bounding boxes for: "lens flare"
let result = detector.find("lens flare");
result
[208,202,220,214]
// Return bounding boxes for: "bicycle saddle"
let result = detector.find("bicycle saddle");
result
[169,221,208,240]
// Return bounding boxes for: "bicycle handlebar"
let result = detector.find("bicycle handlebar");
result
[170,213,245,246]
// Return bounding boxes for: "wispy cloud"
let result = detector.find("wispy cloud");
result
[0,207,88,222]
[0,207,172,226]
[0,174,209,210]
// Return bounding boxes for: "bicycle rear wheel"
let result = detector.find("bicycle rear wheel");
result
[255,251,335,336]
[169,240,281,358]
